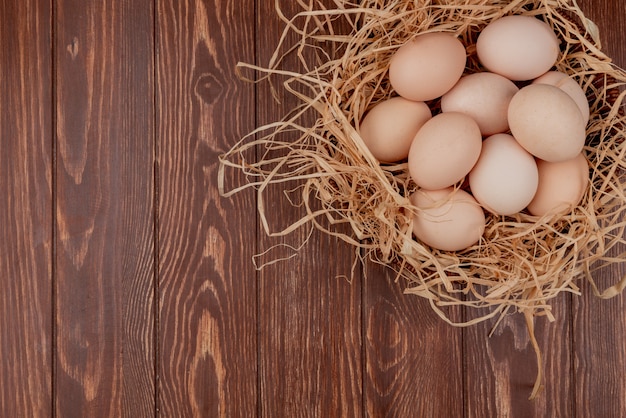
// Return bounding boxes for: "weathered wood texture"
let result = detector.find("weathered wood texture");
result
[156,0,258,416]
[0,1,52,416]
[1,0,625,417]
[365,263,464,417]
[464,298,573,417]
[54,0,155,416]
[256,1,363,416]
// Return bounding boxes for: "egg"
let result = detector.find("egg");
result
[441,72,519,136]
[527,153,589,216]
[469,134,539,216]
[408,112,482,190]
[532,70,590,124]
[359,97,432,162]
[410,188,485,252]
[477,15,560,81]
[389,32,466,102]
[508,84,586,162]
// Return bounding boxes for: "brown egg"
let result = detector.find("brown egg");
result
[477,15,560,81]
[359,97,432,162]
[527,153,589,216]
[410,188,485,252]
[408,112,482,190]
[441,72,519,136]
[532,71,590,124]
[508,84,586,162]
[389,32,466,102]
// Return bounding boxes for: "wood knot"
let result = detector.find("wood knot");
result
[195,73,223,105]
[67,37,79,59]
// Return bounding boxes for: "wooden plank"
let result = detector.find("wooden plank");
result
[156,0,258,416]
[573,1,626,415]
[573,282,626,417]
[0,1,52,416]
[256,1,363,416]
[463,297,572,416]
[54,0,155,415]
[364,264,464,417]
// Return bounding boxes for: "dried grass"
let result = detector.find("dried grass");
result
[218,0,626,398]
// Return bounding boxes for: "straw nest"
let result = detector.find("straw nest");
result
[219,0,626,398]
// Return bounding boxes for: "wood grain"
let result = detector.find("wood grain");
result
[156,0,258,416]
[573,1,626,415]
[0,1,52,416]
[364,263,463,417]
[256,1,363,416]
[463,297,572,416]
[54,0,155,415]
[1,0,625,416]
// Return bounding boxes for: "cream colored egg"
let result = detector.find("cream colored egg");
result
[477,15,560,81]
[441,72,519,136]
[410,188,485,252]
[359,97,432,162]
[508,84,586,162]
[532,71,590,124]
[527,153,589,216]
[469,134,538,216]
[408,112,482,190]
[389,32,466,102]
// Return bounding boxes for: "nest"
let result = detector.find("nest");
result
[219,0,626,398]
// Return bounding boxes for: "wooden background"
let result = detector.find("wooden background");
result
[1,0,625,416]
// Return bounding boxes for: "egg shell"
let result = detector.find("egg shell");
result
[508,84,586,162]
[441,72,519,136]
[469,134,539,216]
[532,70,590,124]
[359,97,432,162]
[410,188,485,252]
[527,153,589,216]
[408,112,482,190]
[389,32,466,102]
[477,15,560,81]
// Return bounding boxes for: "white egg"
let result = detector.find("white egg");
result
[469,134,539,216]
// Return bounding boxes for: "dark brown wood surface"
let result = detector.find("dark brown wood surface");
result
[0,0,624,417]
[0,1,52,416]
[255,1,363,416]
[156,0,257,416]
[54,0,155,416]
